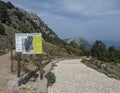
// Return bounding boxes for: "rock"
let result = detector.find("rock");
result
[18,69,37,86]
[4,76,8,80]
[8,78,19,88]
[101,63,107,70]
[32,78,47,93]
[19,78,47,93]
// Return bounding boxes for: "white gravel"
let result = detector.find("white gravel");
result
[48,59,120,93]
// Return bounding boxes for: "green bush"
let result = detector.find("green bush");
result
[11,23,17,29]
[14,11,24,21]
[52,63,57,67]
[6,2,14,9]
[81,58,87,63]
[0,1,12,24]
[0,24,5,35]
[90,58,96,62]
[65,45,82,55]
[45,72,56,86]
[17,24,32,33]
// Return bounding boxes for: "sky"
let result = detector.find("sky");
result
[3,0,120,41]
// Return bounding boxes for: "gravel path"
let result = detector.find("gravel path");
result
[48,59,120,93]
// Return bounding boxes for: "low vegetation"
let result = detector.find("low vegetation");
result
[0,1,13,24]
[17,24,32,33]
[45,72,56,86]
[82,58,120,80]
[65,41,84,55]
[0,24,5,35]
[81,40,120,80]
[52,63,57,68]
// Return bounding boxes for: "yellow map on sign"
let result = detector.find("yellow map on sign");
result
[33,36,42,54]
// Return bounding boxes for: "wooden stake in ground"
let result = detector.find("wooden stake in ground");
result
[39,55,43,80]
[17,54,21,77]
[10,40,14,72]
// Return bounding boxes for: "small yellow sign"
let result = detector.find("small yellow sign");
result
[33,36,42,54]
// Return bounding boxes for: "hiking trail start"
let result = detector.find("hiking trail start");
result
[48,59,120,93]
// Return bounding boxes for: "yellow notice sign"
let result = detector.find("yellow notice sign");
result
[33,36,42,54]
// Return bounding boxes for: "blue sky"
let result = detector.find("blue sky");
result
[4,0,120,41]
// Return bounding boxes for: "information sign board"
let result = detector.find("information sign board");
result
[15,33,42,54]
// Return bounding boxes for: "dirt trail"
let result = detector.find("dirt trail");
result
[0,52,16,93]
[48,59,120,93]
[0,51,47,93]
[1,53,120,93]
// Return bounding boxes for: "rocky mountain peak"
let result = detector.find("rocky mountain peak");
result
[64,36,92,50]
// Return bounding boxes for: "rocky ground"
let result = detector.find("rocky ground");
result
[0,51,49,93]
[81,58,120,80]
[1,52,120,93]
[0,51,16,93]
[48,59,120,93]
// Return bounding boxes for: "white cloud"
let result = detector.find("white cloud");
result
[58,0,120,16]
[5,0,120,16]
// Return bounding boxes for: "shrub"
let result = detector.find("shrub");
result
[65,45,82,55]
[52,63,57,67]
[0,24,5,35]
[45,72,56,86]
[90,58,96,62]
[17,24,32,33]
[11,23,17,29]
[0,1,12,24]
[6,2,14,9]
[14,11,25,21]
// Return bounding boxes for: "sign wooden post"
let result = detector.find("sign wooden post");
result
[39,55,43,80]
[10,40,14,72]
[17,54,21,77]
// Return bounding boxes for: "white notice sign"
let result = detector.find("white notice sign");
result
[15,33,42,54]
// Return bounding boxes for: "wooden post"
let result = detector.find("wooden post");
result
[39,55,43,80]
[10,40,14,72]
[17,54,21,77]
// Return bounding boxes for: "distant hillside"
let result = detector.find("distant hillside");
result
[64,37,92,50]
[0,1,73,58]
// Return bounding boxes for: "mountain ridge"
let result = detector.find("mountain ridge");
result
[64,36,92,50]
[0,0,73,58]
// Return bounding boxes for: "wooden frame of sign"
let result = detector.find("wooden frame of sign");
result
[15,33,43,80]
